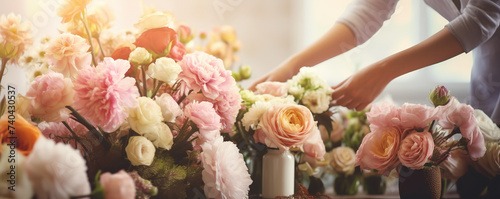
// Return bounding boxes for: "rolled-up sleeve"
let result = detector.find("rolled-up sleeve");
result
[446,0,500,53]
[337,0,399,45]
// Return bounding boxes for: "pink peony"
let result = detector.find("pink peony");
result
[399,103,439,130]
[26,72,75,122]
[366,102,401,131]
[255,81,288,97]
[178,51,233,99]
[437,97,486,160]
[398,130,434,169]
[200,136,252,199]
[73,57,139,132]
[184,101,222,143]
[99,170,136,199]
[259,104,316,151]
[45,33,91,79]
[356,126,401,175]
[303,127,326,160]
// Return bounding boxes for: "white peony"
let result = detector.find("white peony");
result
[125,136,156,166]
[0,145,33,199]
[301,88,331,114]
[24,137,90,199]
[474,109,500,142]
[128,97,164,135]
[147,57,182,84]
[155,93,182,122]
[128,47,152,65]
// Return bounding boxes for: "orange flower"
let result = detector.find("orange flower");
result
[134,27,177,56]
[57,0,92,23]
[0,114,42,156]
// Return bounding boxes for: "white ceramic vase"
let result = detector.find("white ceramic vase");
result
[262,148,295,198]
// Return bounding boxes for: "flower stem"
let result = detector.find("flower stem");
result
[62,121,91,157]
[135,80,143,96]
[66,106,111,150]
[95,33,106,57]
[141,65,147,96]
[81,10,97,66]
[0,58,9,92]
[151,80,164,98]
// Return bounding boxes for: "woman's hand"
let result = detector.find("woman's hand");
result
[248,63,300,91]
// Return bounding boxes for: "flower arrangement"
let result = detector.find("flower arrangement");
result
[0,1,254,198]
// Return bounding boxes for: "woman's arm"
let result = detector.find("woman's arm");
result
[331,27,465,110]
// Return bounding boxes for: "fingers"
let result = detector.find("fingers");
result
[247,75,269,91]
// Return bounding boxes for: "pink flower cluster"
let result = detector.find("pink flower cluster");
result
[73,58,139,132]
[356,99,486,174]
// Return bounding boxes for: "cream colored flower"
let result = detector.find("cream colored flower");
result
[0,145,33,199]
[330,146,356,175]
[474,109,500,142]
[302,89,331,114]
[45,33,91,78]
[134,11,175,32]
[57,0,92,23]
[155,93,181,122]
[147,57,181,83]
[476,142,500,178]
[140,122,174,150]
[125,136,155,166]
[128,97,164,135]
[0,13,33,61]
[241,101,272,130]
[128,47,152,66]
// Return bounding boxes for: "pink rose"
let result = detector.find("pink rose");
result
[303,127,326,160]
[356,126,401,175]
[366,102,401,131]
[398,130,434,169]
[99,170,136,199]
[255,82,288,97]
[26,72,75,122]
[184,101,222,143]
[399,103,439,130]
[259,104,316,151]
[46,33,91,79]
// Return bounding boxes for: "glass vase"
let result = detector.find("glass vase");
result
[262,148,294,199]
[399,166,441,199]
[334,173,360,195]
[362,171,386,195]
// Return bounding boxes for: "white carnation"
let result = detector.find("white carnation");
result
[302,89,331,114]
[242,101,272,130]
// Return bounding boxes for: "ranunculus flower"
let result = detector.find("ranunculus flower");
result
[0,114,41,156]
[26,72,75,122]
[99,170,136,199]
[301,89,331,114]
[74,58,139,132]
[57,0,92,23]
[128,97,172,149]
[0,145,33,199]
[134,27,177,56]
[441,150,470,181]
[258,104,316,151]
[330,146,356,175]
[255,81,287,97]
[46,33,91,79]
[399,103,439,130]
[200,136,252,199]
[303,127,326,160]
[475,142,500,179]
[437,97,486,160]
[0,13,33,62]
[24,137,91,199]
[178,51,233,99]
[184,101,221,143]
[398,130,434,169]
[125,136,155,166]
[111,46,132,61]
[474,109,500,142]
[355,126,401,175]
[128,47,152,66]
[141,122,174,150]
[155,93,181,122]
[147,57,182,84]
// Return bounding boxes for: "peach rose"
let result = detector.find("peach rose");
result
[355,126,401,175]
[0,114,41,156]
[134,27,177,56]
[259,104,316,151]
[398,130,434,169]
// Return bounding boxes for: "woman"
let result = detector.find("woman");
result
[249,0,500,124]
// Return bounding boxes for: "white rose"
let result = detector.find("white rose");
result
[474,109,500,142]
[141,122,174,150]
[128,47,152,65]
[128,97,163,135]
[125,136,156,166]
[155,93,181,122]
[302,89,331,114]
[147,57,182,84]
[329,146,356,175]
[476,142,500,178]
[0,145,33,199]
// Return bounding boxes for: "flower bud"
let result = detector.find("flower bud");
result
[128,47,152,66]
[177,25,194,45]
[239,65,252,80]
[430,85,450,107]
[199,31,207,40]
[231,71,241,82]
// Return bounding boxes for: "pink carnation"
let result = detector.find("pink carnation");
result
[99,170,136,199]
[73,58,139,132]
[399,103,439,130]
[356,126,401,175]
[178,51,233,99]
[184,101,222,143]
[200,136,252,199]
[255,81,288,97]
[46,33,91,78]
[212,85,242,132]
[398,130,434,169]
[26,72,75,122]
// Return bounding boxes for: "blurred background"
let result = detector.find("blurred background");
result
[1,0,472,105]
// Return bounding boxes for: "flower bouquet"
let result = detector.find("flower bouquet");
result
[355,86,486,199]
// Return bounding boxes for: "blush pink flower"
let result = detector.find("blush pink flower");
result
[73,58,139,132]
[0,13,32,62]
[366,102,401,131]
[26,72,75,122]
[155,93,181,122]
[99,170,136,199]
[398,130,434,169]
[255,81,288,97]
[212,85,242,132]
[303,127,326,160]
[200,136,252,199]
[356,126,401,175]
[45,33,91,78]
[441,149,470,181]
[178,51,233,99]
[259,104,316,151]
[399,103,439,130]
[184,101,222,143]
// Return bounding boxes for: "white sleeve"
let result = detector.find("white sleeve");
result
[446,0,500,53]
[337,0,399,45]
